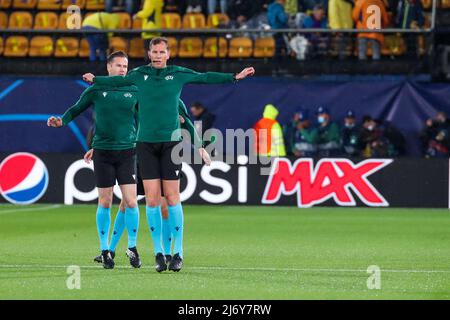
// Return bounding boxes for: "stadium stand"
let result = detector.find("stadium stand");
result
[109,36,128,53]
[54,37,79,57]
[12,0,37,9]
[62,0,85,10]
[0,11,8,29]
[0,0,11,9]
[179,37,203,58]
[203,37,228,58]
[85,0,105,11]
[4,35,29,56]
[182,13,206,29]
[37,0,62,10]
[128,37,144,58]
[29,35,54,56]
[229,37,253,58]
[253,37,275,58]
[8,11,33,29]
[34,11,59,30]
[166,36,178,57]
[0,37,3,55]
[161,13,182,29]
[78,37,89,57]
[207,13,230,28]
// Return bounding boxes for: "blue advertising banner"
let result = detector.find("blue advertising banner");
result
[0,76,449,156]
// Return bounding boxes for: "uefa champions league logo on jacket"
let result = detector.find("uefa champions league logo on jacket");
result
[0,153,49,204]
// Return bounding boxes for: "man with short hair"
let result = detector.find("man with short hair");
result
[82,37,254,272]
[48,51,140,270]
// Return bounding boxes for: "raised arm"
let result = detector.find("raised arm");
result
[82,71,138,86]
[47,89,93,128]
[181,67,255,85]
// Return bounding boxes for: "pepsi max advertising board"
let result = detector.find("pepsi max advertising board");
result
[0,153,448,208]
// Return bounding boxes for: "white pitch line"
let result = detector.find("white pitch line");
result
[0,264,449,274]
[0,204,61,215]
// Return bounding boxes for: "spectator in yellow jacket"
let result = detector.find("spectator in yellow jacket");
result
[82,12,120,61]
[133,0,163,58]
[328,0,353,59]
[353,0,389,60]
[253,104,287,157]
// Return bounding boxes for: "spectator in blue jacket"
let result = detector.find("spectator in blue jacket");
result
[302,5,329,57]
[268,0,289,59]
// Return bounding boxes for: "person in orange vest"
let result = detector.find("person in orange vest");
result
[253,104,286,157]
[353,0,389,60]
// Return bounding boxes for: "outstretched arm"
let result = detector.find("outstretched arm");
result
[83,72,137,86]
[47,90,92,127]
[182,67,255,85]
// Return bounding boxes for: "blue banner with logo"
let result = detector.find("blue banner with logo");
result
[1,76,449,156]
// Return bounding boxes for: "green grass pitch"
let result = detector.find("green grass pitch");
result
[0,204,449,299]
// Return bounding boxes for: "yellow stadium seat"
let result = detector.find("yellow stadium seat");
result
[9,11,33,29]
[228,37,253,58]
[182,13,206,29]
[0,0,12,8]
[203,37,227,58]
[117,12,131,29]
[29,36,54,57]
[79,38,90,57]
[207,13,229,28]
[253,37,275,58]
[161,13,182,29]
[55,37,79,57]
[0,12,8,29]
[129,37,144,58]
[37,0,61,9]
[62,0,85,9]
[34,12,58,30]
[421,0,431,9]
[381,34,406,56]
[85,0,104,10]
[132,18,142,29]
[167,37,178,57]
[59,12,79,29]
[4,36,29,57]
[178,37,203,58]
[0,37,3,56]
[109,36,128,53]
[13,0,37,8]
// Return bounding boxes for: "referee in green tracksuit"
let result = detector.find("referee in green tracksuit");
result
[82,37,255,272]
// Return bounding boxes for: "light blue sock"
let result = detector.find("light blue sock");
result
[96,206,111,251]
[109,209,125,253]
[162,218,172,255]
[125,206,140,249]
[168,203,184,258]
[146,206,163,255]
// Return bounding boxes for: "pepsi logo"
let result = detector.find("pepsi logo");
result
[0,153,49,204]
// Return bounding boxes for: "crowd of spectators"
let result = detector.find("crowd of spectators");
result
[100,1,429,61]
[281,106,407,158]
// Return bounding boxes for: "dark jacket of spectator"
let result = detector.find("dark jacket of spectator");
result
[395,0,425,29]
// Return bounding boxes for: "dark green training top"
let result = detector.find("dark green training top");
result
[93,65,235,143]
[61,84,139,150]
[61,83,202,150]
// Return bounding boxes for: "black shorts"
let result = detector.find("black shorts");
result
[136,141,182,181]
[136,164,184,196]
[93,148,136,188]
